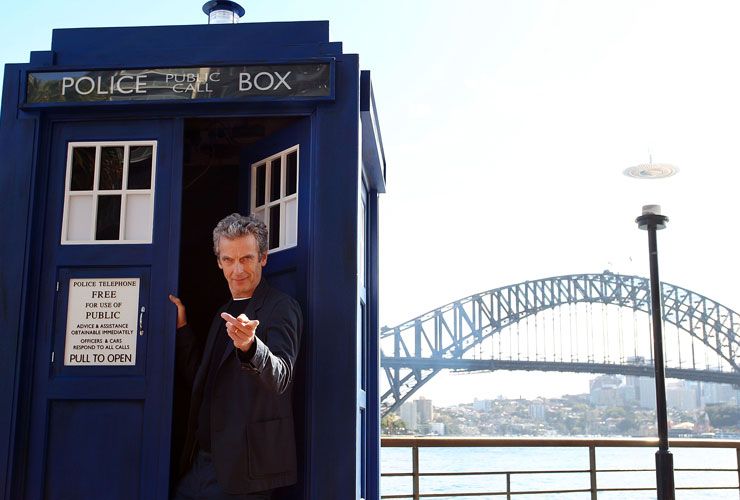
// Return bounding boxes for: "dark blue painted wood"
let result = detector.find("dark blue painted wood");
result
[49,23,340,68]
[20,119,181,500]
[365,188,381,500]
[45,401,144,499]
[29,51,55,66]
[360,72,384,500]
[0,63,39,500]
[308,53,361,499]
[2,19,387,500]
[360,70,387,193]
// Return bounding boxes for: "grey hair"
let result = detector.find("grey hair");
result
[212,213,268,257]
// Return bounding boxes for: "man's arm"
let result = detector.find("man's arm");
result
[175,324,202,387]
[224,296,302,394]
[169,294,201,386]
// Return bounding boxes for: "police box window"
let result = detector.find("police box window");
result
[61,141,157,244]
[251,145,298,251]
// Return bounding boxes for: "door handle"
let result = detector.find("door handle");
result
[139,306,145,336]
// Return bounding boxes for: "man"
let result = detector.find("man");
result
[169,213,302,499]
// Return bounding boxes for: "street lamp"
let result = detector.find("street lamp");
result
[635,204,675,500]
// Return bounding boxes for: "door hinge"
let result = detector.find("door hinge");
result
[56,281,60,292]
[51,351,55,363]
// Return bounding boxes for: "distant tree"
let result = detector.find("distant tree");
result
[706,404,740,428]
[616,414,637,435]
[381,414,406,434]
[604,406,626,419]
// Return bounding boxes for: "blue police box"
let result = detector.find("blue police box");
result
[0,8,386,499]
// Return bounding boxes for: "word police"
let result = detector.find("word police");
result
[61,70,293,96]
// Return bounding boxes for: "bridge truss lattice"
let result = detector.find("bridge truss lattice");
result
[380,273,740,415]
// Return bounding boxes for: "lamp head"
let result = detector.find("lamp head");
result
[203,1,245,24]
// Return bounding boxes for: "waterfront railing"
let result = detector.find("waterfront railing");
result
[381,437,740,499]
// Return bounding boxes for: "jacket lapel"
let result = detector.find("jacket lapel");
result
[191,301,230,409]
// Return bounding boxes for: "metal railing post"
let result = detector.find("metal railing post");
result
[412,444,420,500]
[506,472,511,500]
[589,445,597,500]
[736,446,740,493]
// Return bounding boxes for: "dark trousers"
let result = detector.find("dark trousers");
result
[173,450,272,500]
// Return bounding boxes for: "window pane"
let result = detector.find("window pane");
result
[70,147,95,191]
[99,147,124,190]
[124,194,152,241]
[286,151,298,195]
[285,198,297,248]
[95,195,122,240]
[66,195,93,241]
[270,159,281,202]
[255,164,266,207]
[269,205,280,249]
[128,146,153,189]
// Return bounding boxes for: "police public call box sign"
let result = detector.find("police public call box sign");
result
[25,63,332,104]
[64,278,140,366]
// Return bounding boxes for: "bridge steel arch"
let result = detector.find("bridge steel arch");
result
[380,272,740,415]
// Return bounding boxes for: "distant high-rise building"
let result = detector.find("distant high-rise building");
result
[473,399,493,411]
[529,401,546,421]
[700,382,740,406]
[666,381,700,411]
[624,359,656,410]
[589,375,623,406]
[399,401,418,431]
[636,377,656,410]
[399,397,434,432]
[417,396,434,424]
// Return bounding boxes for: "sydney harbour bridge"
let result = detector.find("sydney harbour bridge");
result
[380,272,740,415]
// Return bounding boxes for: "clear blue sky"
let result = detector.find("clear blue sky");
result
[3,1,740,404]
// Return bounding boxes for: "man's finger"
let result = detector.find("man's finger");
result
[221,312,244,325]
[221,312,259,332]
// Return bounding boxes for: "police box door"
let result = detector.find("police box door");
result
[24,119,182,500]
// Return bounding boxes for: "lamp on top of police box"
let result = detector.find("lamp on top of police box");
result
[203,1,245,24]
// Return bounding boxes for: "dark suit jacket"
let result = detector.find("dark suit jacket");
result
[176,279,302,494]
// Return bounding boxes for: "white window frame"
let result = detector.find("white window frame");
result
[61,140,157,245]
[250,145,299,253]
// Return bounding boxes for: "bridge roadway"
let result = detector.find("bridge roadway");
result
[381,357,740,385]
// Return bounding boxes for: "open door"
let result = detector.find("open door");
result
[239,117,311,298]
[22,119,182,500]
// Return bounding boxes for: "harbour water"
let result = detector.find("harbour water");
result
[381,444,739,499]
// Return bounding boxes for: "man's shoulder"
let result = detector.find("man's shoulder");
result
[262,282,297,304]
[259,281,301,312]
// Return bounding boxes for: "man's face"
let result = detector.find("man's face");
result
[216,234,267,299]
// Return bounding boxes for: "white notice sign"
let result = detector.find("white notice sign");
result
[64,278,140,366]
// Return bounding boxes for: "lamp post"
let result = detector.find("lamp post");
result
[635,204,675,500]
